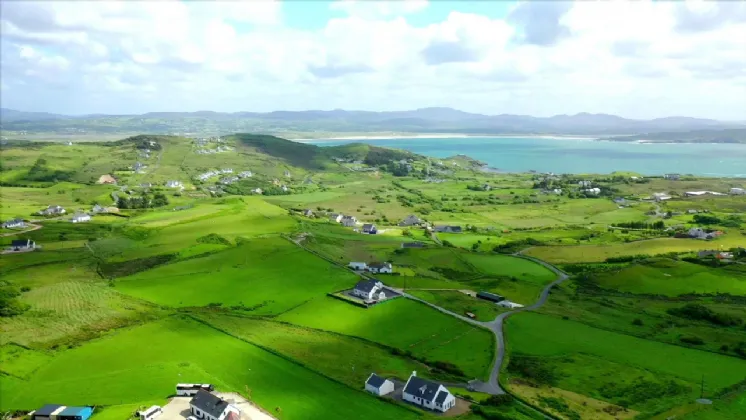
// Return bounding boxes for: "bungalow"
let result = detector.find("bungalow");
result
[39,205,66,216]
[362,223,377,234]
[399,215,423,227]
[664,173,681,180]
[434,225,462,233]
[329,213,343,223]
[584,187,601,195]
[341,215,358,227]
[250,188,263,195]
[402,371,456,413]
[71,213,92,223]
[10,239,35,251]
[477,291,505,303]
[348,262,368,271]
[730,187,745,195]
[2,218,25,229]
[303,209,314,217]
[166,180,183,188]
[365,373,395,396]
[352,279,386,301]
[578,180,592,187]
[189,390,240,420]
[368,262,393,274]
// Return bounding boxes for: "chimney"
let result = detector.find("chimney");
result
[412,371,417,377]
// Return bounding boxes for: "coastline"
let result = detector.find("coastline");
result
[293,133,598,142]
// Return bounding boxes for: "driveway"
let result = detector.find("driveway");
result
[161,394,277,420]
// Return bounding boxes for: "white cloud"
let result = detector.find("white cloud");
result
[0,0,745,119]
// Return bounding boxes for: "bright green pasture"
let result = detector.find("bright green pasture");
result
[278,297,494,380]
[506,312,746,391]
[526,235,746,263]
[195,313,425,386]
[408,290,504,321]
[0,344,53,378]
[0,183,115,219]
[0,317,418,420]
[462,254,557,284]
[593,259,746,296]
[116,238,358,313]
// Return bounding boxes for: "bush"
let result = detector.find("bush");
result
[483,394,514,406]
[632,318,644,326]
[667,303,742,327]
[679,336,705,345]
[507,355,557,386]
[196,233,232,246]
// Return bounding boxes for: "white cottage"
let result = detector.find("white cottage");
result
[189,390,240,420]
[71,213,92,223]
[402,371,456,413]
[341,216,357,227]
[2,218,26,229]
[368,262,393,274]
[352,279,386,301]
[348,262,368,271]
[365,373,395,396]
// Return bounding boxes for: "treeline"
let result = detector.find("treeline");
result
[613,221,666,230]
[694,214,742,227]
[667,303,742,327]
[0,284,30,317]
[116,192,169,209]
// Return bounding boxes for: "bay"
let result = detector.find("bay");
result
[305,136,746,177]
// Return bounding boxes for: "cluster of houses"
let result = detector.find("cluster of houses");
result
[38,205,66,216]
[348,261,393,274]
[698,250,734,260]
[195,168,234,182]
[364,371,456,413]
[688,227,723,240]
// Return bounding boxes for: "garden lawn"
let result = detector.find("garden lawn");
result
[0,317,419,420]
[506,312,746,391]
[462,254,557,284]
[116,238,359,314]
[278,297,494,380]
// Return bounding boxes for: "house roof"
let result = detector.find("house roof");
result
[59,407,90,417]
[366,373,387,388]
[404,375,443,403]
[354,279,380,293]
[434,390,449,404]
[34,404,65,416]
[11,239,32,247]
[190,390,229,419]
[4,218,24,224]
[362,224,375,229]
[368,262,390,269]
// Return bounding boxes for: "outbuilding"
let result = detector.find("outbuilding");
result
[477,291,505,303]
[31,404,66,420]
[58,407,93,420]
[365,373,395,396]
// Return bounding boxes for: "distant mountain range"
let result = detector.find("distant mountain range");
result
[1,107,744,137]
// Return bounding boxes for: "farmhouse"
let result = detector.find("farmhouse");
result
[71,213,91,223]
[2,218,26,229]
[730,187,745,195]
[402,371,456,413]
[368,262,393,274]
[189,389,240,420]
[434,225,462,233]
[664,173,681,180]
[362,223,377,234]
[341,215,358,227]
[399,215,423,226]
[689,227,719,240]
[329,213,343,223]
[349,262,368,271]
[97,174,117,184]
[39,205,66,216]
[365,373,395,396]
[477,291,505,303]
[352,280,387,301]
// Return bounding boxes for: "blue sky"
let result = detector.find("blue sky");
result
[1,1,745,119]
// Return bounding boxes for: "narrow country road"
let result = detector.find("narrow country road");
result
[0,223,42,237]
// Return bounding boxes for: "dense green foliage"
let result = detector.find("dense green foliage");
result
[667,303,743,327]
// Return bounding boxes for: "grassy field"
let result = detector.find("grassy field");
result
[461,254,557,284]
[278,297,494,380]
[526,234,746,263]
[408,290,504,321]
[592,259,746,296]
[116,238,358,314]
[1,316,419,420]
[505,312,746,394]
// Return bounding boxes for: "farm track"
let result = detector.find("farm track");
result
[1,223,42,237]
[287,233,569,397]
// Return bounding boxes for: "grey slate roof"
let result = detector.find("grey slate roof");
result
[354,279,379,294]
[434,390,448,404]
[362,223,375,230]
[11,239,32,248]
[404,376,442,402]
[34,404,65,416]
[368,262,389,269]
[190,390,229,419]
[366,373,386,388]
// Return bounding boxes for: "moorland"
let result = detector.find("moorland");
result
[1,133,745,420]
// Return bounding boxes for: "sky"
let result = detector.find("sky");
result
[1,0,745,120]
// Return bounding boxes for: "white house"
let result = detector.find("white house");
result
[39,205,66,216]
[402,371,456,413]
[552,188,562,195]
[362,223,377,234]
[166,180,183,188]
[352,279,386,301]
[329,213,343,223]
[399,215,423,227]
[251,188,263,195]
[348,262,368,271]
[189,390,240,420]
[578,180,592,187]
[71,213,92,223]
[2,218,25,229]
[584,188,601,195]
[341,215,357,227]
[238,171,253,178]
[365,373,395,396]
[10,239,36,251]
[497,300,524,309]
[730,187,745,195]
[368,262,393,274]
[652,192,672,201]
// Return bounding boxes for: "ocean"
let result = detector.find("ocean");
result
[305,136,746,177]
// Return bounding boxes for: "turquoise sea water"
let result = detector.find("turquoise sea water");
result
[307,137,746,177]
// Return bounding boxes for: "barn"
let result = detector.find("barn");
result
[58,407,93,420]
[477,291,505,303]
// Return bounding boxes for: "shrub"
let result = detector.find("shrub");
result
[667,303,742,327]
[483,394,514,406]
[679,336,705,345]
[507,355,557,386]
[632,318,644,326]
